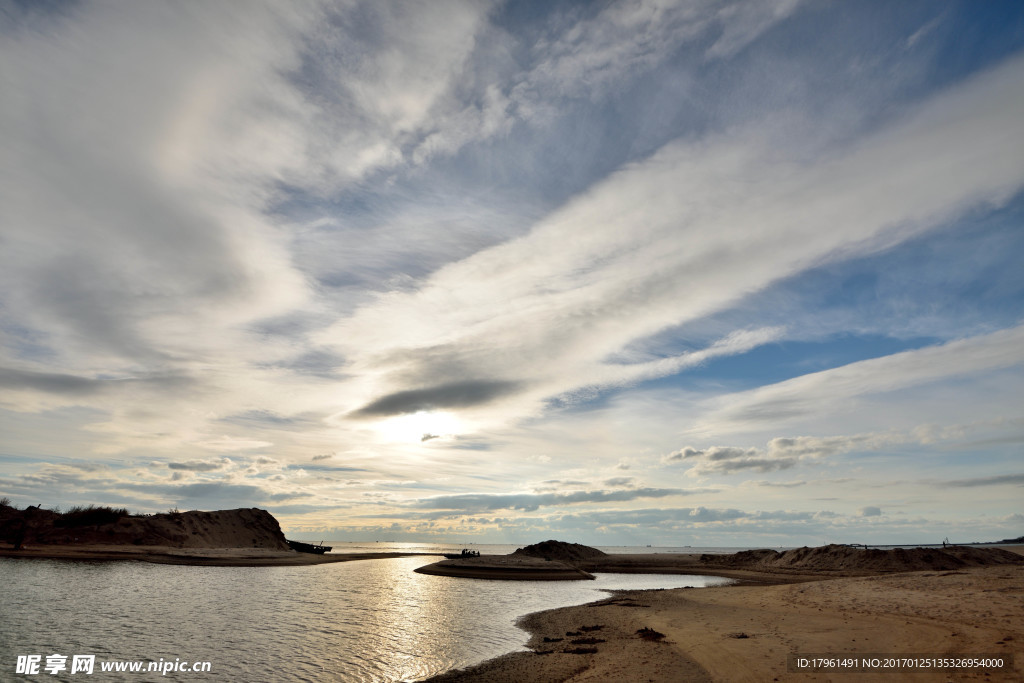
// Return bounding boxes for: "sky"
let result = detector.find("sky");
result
[1,0,1023,547]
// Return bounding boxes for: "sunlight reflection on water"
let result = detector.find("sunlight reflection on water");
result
[0,556,730,682]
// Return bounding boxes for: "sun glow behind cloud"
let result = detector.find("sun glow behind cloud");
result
[372,411,467,444]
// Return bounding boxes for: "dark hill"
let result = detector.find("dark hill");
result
[0,504,289,550]
[513,540,607,563]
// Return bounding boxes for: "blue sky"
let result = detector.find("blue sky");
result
[1,0,1023,546]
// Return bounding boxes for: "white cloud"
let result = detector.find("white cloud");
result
[1,2,1022,545]
[196,436,274,453]
[0,0,497,378]
[706,0,802,58]
[302,0,495,176]
[697,325,1024,434]
[326,53,1024,430]
[0,1,315,371]
[516,0,800,107]
[412,486,700,513]
[666,416,1024,477]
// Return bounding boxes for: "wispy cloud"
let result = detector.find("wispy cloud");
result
[413,487,699,513]
[666,430,932,476]
[167,458,232,473]
[351,379,522,417]
[694,325,1024,433]
[326,55,1024,431]
[941,474,1024,488]
[1,1,1022,544]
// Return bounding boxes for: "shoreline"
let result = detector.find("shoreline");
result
[427,563,1024,682]
[0,543,440,567]
[415,545,1024,583]
[1,544,804,579]
[8,541,1020,572]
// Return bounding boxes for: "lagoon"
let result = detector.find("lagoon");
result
[1,546,730,682]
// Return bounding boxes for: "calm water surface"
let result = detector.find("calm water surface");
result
[1,552,730,682]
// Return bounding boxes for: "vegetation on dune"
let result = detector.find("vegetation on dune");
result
[53,505,131,528]
[1,505,290,551]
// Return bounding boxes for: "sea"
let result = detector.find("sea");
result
[0,542,742,682]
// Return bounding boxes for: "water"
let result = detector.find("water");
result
[1,554,731,682]
[322,541,766,556]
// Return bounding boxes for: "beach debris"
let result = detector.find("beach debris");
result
[727,632,751,639]
[580,625,604,631]
[542,637,563,643]
[564,647,598,655]
[287,539,332,554]
[605,598,647,608]
[636,627,666,641]
[565,630,582,636]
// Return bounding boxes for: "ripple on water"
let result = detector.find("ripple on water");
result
[0,556,730,682]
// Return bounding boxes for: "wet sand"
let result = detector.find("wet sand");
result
[429,548,1024,682]
[0,543,437,566]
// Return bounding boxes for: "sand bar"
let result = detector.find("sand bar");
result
[416,554,596,580]
[415,552,825,583]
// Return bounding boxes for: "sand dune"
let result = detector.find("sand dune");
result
[1,505,291,549]
[698,543,1024,574]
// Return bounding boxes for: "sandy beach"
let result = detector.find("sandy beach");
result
[429,547,1024,682]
